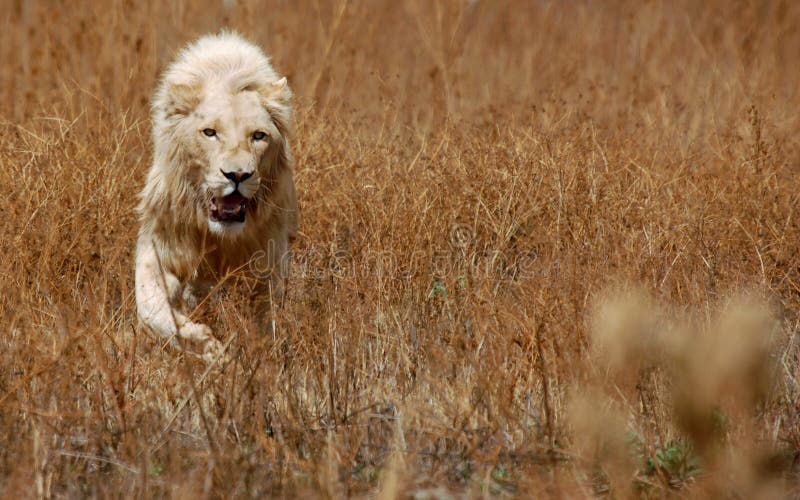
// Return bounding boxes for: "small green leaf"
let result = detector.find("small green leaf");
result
[428,280,448,299]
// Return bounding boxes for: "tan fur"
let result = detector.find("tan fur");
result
[135,32,297,361]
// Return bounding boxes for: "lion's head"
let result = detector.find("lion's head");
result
[141,32,292,239]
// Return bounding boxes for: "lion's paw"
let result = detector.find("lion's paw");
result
[178,321,213,343]
[201,337,231,365]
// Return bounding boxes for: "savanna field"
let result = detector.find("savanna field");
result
[2,0,800,497]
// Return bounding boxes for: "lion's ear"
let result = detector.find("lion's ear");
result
[261,77,291,102]
[164,82,201,117]
[272,77,287,92]
[256,77,292,138]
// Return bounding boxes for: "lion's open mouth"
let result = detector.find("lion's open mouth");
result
[209,191,247,223]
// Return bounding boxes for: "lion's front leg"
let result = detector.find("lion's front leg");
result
[135,237,226,362]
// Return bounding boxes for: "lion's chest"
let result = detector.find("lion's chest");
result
[196,244,261,280]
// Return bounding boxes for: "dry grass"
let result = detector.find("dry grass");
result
[2,0,800,497]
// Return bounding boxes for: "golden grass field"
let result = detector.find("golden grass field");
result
[2,0,800,497]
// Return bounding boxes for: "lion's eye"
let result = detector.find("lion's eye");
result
[252,131,267,141]
[202,128,217,137]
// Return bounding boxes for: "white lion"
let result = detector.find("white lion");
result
[135,32,297,361]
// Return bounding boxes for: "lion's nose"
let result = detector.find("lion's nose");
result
[221,169,253,183]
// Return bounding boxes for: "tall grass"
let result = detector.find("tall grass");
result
[1,0,799,496]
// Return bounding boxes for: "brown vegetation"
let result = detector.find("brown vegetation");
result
[2,0,800,496]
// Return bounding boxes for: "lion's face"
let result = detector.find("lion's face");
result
[190,89,280,236]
